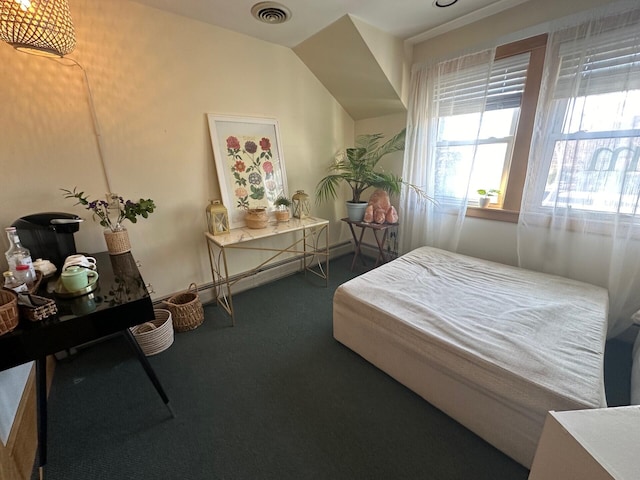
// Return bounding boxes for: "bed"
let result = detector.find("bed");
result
[632,312,640,405]
[333,246,609,468]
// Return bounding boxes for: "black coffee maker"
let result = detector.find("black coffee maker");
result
[12,212,83,270]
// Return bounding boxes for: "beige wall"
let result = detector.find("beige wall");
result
[0,0,354,299]
[351,17,410,106]
[0,0,354,444]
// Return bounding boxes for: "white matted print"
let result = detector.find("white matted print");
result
[207,115,288,229]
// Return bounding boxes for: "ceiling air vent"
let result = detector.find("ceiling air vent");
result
[251,2,292,24]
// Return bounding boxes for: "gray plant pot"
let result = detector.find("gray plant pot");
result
[346,202,368,222]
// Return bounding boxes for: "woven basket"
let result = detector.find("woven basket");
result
[163,283,204,332]
[245,208,268,229]
[0,289,19,336]
[104,228,131,255]
[130,309,174,356]
[18,293,57,322]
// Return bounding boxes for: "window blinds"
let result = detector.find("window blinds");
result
[435,52,530,116]
[555,24,640,98]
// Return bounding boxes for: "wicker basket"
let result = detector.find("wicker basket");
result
[245,208,268,229]
[163,283,204,332]
[0,289,19,336]
[130,309,174,356]
[17,293,58,322]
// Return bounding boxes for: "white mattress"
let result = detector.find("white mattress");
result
[333,246,608,467]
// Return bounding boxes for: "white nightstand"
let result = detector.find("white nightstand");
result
[529,406,640,480]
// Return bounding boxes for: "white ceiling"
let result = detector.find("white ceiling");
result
[131,0,530,48]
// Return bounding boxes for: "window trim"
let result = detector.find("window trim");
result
[469,33,548,223]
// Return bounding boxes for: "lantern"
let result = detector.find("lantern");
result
[206,200,229,235]
[291,190,311,219]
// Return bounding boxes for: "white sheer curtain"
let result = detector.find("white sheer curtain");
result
[400,50,495,254]
[517,1,640,337]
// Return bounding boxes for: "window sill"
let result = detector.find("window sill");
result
[466,206,519,223]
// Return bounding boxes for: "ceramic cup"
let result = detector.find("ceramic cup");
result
[60,265,99,292]
[63,254,97,271]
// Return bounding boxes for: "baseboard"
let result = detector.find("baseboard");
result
[155,241,354,307]
[359,242,398,262]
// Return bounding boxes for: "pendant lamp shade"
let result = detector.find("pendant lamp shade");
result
[0,0,76,57]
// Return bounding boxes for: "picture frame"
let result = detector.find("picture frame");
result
[207,114,288,229]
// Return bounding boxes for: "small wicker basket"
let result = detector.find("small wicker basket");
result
[163,283,204,332]
[18,293,58,322]
[245,208,268,229]
[130,309,174,356]
[0,289,19,336]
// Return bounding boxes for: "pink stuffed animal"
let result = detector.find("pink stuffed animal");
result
[364,189,399,224]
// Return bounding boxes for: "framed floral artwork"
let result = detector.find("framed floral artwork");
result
[207,114,288,229]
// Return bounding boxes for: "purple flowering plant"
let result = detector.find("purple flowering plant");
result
[61,187,156,232]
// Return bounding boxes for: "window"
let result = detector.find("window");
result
[539,29,640,215]
[410,10,640,224]
[431,35,548,222]
[435,52,529,206]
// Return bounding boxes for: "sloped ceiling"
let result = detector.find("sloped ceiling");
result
[130,0,533,121]
[294,15,407,121]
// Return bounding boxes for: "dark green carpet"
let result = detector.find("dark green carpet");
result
[33,254,632,479]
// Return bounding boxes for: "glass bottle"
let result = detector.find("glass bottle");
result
[3,270,28,293]
[15,263,35,289]
[4,226,36,278]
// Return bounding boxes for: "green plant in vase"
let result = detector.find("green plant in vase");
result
[315,128,431,221]
[273,196,291,222]
[61,187,156,254]
[476,189,501,208]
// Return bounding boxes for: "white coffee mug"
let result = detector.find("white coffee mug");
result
[63,254,97,271]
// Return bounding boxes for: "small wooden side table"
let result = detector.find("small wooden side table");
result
[341,218,398,271]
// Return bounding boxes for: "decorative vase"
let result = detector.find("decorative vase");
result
[104,228,131,255]
[245,208,268,229]
[346,202,368,222]
[274,208,290,222]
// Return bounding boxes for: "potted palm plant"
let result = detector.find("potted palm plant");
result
[315,128,429,221]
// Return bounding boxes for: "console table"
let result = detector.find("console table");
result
[0,252,172,480]
[341,218,398,271]
[205,216,329,325]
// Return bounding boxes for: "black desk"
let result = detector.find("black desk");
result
[0,252,172,479]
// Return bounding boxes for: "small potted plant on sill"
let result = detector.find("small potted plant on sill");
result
[273,196,291,222]
[477,189,501,208]
[315,128,431,222]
